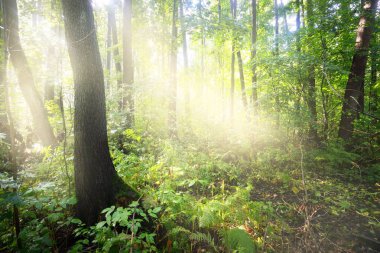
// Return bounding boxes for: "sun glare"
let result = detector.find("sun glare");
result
[92,0,113,8]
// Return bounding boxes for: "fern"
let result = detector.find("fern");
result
[221,228,257,253]
[189,232,218,252]
[169,226,191,236]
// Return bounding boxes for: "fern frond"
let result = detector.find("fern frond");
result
[189,232,218,252]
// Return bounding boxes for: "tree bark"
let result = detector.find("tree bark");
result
[61,0,138,225]
[169,0,178,137]
[123,0,134,126]
[338,0,378,140]
[3,0,56,147]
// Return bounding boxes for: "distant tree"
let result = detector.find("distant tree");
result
[123,0,134,126]
[106,5,112,89]
[169,0,178,137]
[108,4,123,101]
[3,0,56,147]
[61,0,138,225]
[251,0,258,115]
[0,0,9,136]
[305,0,319,143]
[44,46,55,102]
[229,0,236,121]
[338,0,378,141]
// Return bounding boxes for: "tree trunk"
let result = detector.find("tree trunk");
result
[105,8,112,90]
[61,0,138,225]
[282,0,289,34]
[274,0,280,127]
[179,0,188,69]
[369,35,377,113]
[274,0,279,56]
[230,0,236,122]
[123,0,134,127]
[237,51,248,116]
[109,6,123,97]
[179,0,190,116]
[0,0,7,127]
[3,0,56,147]
[169,0,178,137]
[44,46,55,101]
[338,0,378,140]
[251,0,257,114]
[306,0,319,143]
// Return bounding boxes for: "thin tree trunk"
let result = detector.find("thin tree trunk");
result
[274,0,279,56]
[274,0,280,128]
[282,0,289,34]
[4,55,21,250]
[3,0,56,147]
[369,35,377,113]
[251,0,258,114]
[230,0,236,122]
[61,0,138,225]
[169,0,178,137]
[306,0,319,143]
[237,51,248,116]
[179,0,190,116]
[0,0,7,127]
[179,0,188,68]
[123,0,134,126]
[105,8,112,90]
[338,0,378,140]
[320,35,329,140]
[44,46,55,101]
[230,50,235,121]
[109,7,123,97]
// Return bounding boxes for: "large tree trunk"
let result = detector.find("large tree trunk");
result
[123,0,134,127]
[169,0,178,137]
[3,0,56,147]
[61,0,138,225]
[338,0,378,140]
[251,0,258,115]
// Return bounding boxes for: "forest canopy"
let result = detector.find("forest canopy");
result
[0,0,379,252]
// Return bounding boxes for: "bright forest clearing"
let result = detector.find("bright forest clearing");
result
[0,0,379,252]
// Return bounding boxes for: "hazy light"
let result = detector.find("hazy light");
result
[92,0,113,8]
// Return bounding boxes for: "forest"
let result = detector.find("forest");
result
[0,0,379,252]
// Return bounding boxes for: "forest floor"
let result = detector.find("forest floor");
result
[111,130,380,252]
[1,129,379,252]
